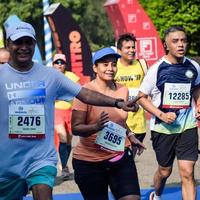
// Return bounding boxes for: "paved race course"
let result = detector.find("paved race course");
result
[24,186,200,200]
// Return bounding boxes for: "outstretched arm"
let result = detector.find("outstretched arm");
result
[76,87,139,112]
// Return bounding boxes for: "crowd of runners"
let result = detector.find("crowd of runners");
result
[0,20,200,200]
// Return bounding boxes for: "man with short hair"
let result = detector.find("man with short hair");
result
[138,26,200,200]
[0,21,140,200]
[115,33,148,157]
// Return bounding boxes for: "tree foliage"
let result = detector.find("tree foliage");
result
[0,0,199,56]
[139,0,200,56]
[56,0,114,50]
[0,0,113,54]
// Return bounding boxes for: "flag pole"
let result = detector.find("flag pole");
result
[43,0,52,66]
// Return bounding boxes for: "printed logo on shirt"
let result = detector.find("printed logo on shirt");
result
[5,81,45,90]
[185,70,194,79]
[5,81,46,104]
[115,75,141,82]
[6,81,46,139]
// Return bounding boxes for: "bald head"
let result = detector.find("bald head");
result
[0,48,10,64]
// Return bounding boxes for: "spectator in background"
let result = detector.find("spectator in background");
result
[53,53,80,180]
[115,33,148,157]
[0,47,10,64]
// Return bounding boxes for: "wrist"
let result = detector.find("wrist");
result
[94,123,101,132]
[114,98,124,109]
[127,132,135,138]
[158,111,164,119]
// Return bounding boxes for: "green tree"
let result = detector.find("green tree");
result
[0,0,199,56]
[74,0,114,51]
[55,0,114,50]
[139,0,200,56]
[0,0,113,55]
[0,0,43,54]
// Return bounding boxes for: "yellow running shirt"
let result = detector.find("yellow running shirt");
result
[115,59,147,134]
[55,71,80,109]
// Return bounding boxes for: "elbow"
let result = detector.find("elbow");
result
[71,127,79,136]
[76,87,90,104]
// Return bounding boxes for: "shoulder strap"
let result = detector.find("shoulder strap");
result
[138,59,148,75]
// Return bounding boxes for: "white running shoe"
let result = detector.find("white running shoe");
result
[149,191,161,200]
[149,191,155,200]
[61,166,70,181]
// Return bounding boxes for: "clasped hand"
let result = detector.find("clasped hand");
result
[159,112,177,124]
[119,96,142,112]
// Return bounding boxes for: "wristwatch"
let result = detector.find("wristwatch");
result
[114,98,124,109]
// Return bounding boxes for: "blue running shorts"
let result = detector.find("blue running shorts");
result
[0,165,57,200]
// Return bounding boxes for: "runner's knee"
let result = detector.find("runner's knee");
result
[158,166,172,178]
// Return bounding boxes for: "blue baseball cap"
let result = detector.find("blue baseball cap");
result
[6,21,36,41]
[92,47,121,64]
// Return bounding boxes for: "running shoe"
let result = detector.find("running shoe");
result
[149,191,155,200]
[149,191,161,200]
[61,166,70,180]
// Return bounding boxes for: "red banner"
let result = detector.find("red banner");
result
[104,0,165,67]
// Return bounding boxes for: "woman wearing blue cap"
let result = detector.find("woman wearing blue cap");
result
[71,47,145,200]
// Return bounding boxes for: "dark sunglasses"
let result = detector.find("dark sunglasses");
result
[53,59,66,65]
[12,38,35,46]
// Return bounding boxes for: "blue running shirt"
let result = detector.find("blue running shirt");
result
[0,62,81,181]
[139,57,200,134]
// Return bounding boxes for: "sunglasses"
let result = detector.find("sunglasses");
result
[12,38,35,46]
[53,60,66,65]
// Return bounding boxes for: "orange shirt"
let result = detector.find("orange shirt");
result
[72,80,131,162]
